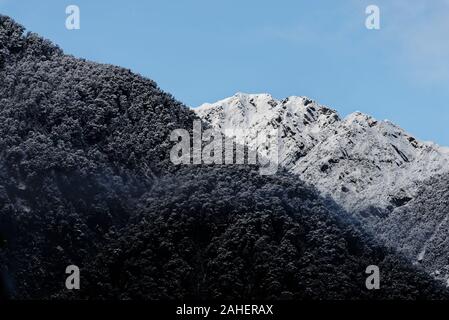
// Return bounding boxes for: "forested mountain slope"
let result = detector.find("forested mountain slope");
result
[62,167,448,300]
[0,14,196,298]
[375,173,449,284]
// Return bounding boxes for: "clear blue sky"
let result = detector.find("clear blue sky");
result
[1,0,448,145]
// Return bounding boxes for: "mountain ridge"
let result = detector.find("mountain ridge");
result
[195,92,449,216]
[195,92,449,285]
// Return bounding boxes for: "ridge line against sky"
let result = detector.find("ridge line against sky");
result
[0,0,448,146]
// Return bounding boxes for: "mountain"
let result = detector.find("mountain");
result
[0,15,447,300]
[195,92,449,282]
[376,173,449,284]
[196,93,449,218]
[58,167,448,300]
[0,14,197,298]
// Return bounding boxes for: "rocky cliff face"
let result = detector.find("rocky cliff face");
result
[196,93,449,217]
[375,173,449,284]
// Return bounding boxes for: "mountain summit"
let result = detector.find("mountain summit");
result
[195,93,449,217]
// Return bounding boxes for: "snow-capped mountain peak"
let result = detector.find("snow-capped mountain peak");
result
[195,93,449,215]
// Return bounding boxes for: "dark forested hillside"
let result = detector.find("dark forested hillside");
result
[61,167,447,300]
[0,14,196,298]
[0,15,447,300]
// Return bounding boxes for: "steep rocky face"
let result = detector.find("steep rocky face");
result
[195,93,449,218]
[375,173,449,284]
[196,93,340,170]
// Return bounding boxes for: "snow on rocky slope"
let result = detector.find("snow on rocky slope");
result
[195,93,449,282]
[195,93,449,220]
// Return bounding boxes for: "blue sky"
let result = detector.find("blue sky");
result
[1,0,448,145]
